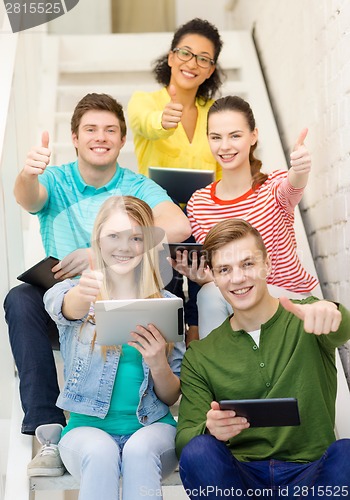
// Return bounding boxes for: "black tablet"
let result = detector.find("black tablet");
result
[219,398,300,427]
[148,167,214,204]
[17,256,60,290]
[167,243,203,265]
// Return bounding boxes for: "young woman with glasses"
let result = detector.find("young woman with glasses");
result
[128,19,225,344]
[128,18,224,178]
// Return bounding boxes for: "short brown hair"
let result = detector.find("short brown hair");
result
[203,219,268,269]
[71,93,127,138]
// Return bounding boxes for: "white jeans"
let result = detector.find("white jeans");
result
[197,282,312,339]
[58,423,177,499]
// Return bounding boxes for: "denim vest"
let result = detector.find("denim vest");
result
[44,280,185,426]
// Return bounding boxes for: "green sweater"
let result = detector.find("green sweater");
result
[176,298,350,462]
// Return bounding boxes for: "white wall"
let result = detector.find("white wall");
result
[48,0,111,33]
[230,0,350,310]
[175,0,232,29]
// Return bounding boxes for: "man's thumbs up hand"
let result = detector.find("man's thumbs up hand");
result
[24,131,51,176]
[280,296,341,335]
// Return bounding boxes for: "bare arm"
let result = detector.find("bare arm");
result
[14,131,50,212]
[153,201,191,243]
[288,128,311,189]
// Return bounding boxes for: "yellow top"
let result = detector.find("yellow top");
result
[127,87,221,179]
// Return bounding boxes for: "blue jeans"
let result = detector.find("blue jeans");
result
[3,283,66,434]
[59,423,178,499]
[179,435,350,499]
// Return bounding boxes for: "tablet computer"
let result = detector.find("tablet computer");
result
[149,167,214,204]
[17,256,60,290]
[167,243,203,265]
[219,398,300,427]
[94,297,184,345]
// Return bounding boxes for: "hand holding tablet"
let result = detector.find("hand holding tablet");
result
[167,242,203,265]
[17,256,60,290]
[94,297,184,345]
[219,398,300,427]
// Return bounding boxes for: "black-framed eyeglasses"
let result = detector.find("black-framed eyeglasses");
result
[172,48,215,69]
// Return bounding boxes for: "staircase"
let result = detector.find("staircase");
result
[2,28,350,500]
[48,31,283,171]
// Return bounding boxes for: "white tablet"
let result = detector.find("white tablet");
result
[94,297,184,345]
[149,167,214,203]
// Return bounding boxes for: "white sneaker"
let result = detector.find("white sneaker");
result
[27,424,65,477]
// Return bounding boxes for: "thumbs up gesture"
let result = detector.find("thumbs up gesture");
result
[161,84,184,130]
[24,131,51,176]
[289,128,311,175]
[288,128,312,188]
[280,296,341,335]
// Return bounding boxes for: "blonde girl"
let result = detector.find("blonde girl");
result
[40,195,185,500]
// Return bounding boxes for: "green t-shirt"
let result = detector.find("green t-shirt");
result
[62,345,176,438]
[176,298,350,462]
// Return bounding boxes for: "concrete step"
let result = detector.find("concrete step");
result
[57,83,159,112]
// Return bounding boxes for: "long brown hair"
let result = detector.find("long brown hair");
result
[207,96,268,190]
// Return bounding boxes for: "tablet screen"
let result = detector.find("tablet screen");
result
[167,243,203,265]
[219,398,300,427]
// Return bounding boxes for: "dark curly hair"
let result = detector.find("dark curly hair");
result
[153,18,224,102]
[208,96,268,189]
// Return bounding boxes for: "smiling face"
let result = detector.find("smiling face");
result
[207,110,258,172]
[72,110,126,171]
[211,235,271,313]
[167,34,216,91]
[99,210,144,278]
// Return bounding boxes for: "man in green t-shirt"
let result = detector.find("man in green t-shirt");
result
[176,219,350,498]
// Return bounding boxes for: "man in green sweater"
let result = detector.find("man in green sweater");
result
[176,219,350,498]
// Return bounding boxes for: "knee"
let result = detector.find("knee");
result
[84,441,117,467]
[180,434,218,470]
[4,285,24,312]
[197,282,216,309]
[123,432,157,463]
[327,438,350,457]
[4,284,43,314]
[62,430,119,468]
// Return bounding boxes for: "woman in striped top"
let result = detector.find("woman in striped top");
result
[182,95,319,338]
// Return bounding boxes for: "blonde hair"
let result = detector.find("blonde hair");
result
[92,195,164,300]
[83,196,171,354]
